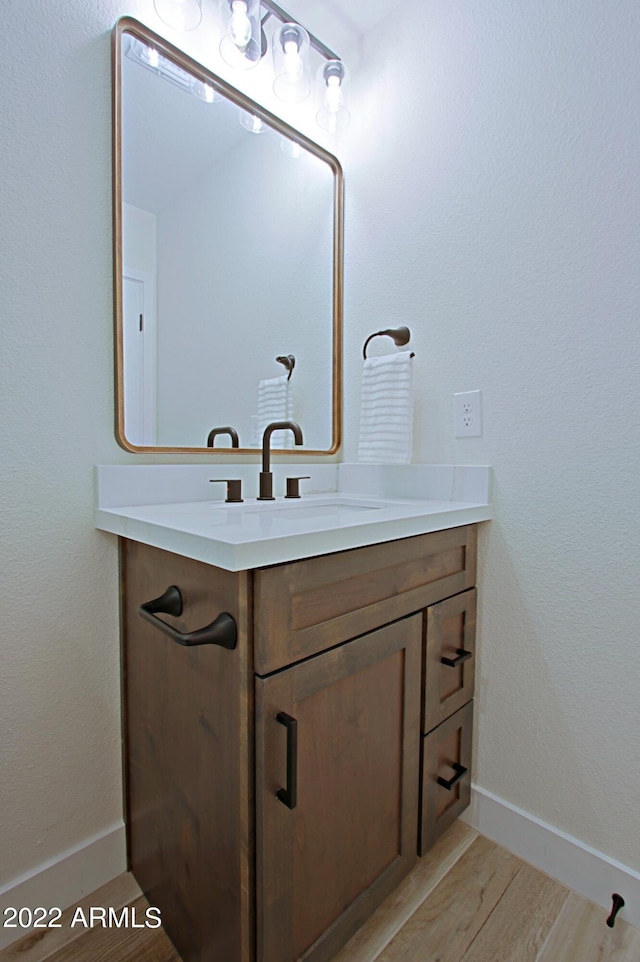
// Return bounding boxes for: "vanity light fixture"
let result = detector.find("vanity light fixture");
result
[261,0,349,123]
[153,0,350,129]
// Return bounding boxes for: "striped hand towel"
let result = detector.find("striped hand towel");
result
[357,351,414,463]
[257,375,294,448]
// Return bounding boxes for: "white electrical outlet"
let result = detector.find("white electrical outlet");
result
[454,390,482,437]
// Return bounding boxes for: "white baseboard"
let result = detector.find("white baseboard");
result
[0,821,127,950]
[463,785,640,930]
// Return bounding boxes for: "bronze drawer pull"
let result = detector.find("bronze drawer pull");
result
[139,585,237,649]
[606,894,625,928]
[437,763,467,791]
[275,712,298,810]
[440,648,472,668]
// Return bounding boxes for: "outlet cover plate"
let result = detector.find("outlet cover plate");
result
[454,390,482,437]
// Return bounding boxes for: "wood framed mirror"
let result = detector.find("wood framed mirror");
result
[112,18,343,454]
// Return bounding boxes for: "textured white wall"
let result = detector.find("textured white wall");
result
[341,0,640,870]
[0,0,124,885]
[1,0,639,907]
[0,0,140,887]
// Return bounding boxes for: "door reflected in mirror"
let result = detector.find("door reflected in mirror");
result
[114,19,343,454]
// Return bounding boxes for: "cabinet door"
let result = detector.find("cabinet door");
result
[255,616,421,962]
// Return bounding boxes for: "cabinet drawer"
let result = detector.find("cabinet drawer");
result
[419,700,473,855]
[254,525,477,675]
[423,588,476,734]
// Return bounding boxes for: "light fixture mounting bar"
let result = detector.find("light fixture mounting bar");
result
[261,0,340,61]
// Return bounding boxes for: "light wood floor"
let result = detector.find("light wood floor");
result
[2,823,639,962]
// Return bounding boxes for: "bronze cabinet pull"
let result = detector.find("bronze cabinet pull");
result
[607,894,625,928]
[275,711,298,809]
[440,648,473,668]
[437,763,468,791]
[139,585,237,649]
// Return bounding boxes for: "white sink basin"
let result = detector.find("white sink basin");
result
[225,497,389,522]
[94,464,492,571]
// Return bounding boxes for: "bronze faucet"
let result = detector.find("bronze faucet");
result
[258,421,304,500]
[207,426,239,448]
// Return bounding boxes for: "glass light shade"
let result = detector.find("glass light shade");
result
[127,37,200,96]
[127,38,160,67]
[219,0,263,69]
[239,110,268,133]
[191,78,223,103]
[316,59,350,132]
[280,137,302,159]
[273,23,311,104]
[154,0,202,31]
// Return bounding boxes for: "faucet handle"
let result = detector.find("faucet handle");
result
[210,479,243,503]
[285,476,311,500]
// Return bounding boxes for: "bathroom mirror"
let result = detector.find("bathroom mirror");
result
[112,18,343,454]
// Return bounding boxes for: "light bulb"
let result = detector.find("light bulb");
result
[147,47,160,68]
[273,24,310,103]
[283,39,303,81]
[325,74,342,113]
[229,0,251,47]
[316,60,350,131]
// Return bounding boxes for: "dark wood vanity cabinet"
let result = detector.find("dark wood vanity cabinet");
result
[120,524,479,962]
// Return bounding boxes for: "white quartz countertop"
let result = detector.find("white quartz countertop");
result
[95,463,492,571]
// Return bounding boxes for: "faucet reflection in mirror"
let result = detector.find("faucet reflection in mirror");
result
[153,0,350,131]
[207,426,239,448]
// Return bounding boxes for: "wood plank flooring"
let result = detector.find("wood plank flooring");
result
[3,824,639,962]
